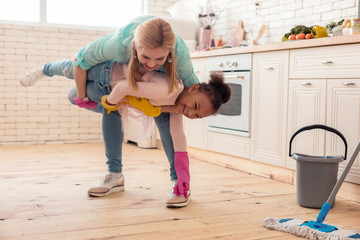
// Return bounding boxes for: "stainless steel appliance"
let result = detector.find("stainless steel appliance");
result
[208,54,252,137]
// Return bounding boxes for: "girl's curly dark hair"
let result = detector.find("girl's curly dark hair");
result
[198,72,231,113]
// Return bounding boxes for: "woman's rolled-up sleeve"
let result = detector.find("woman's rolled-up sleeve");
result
[74,15,156,70]
[74,33,124,70]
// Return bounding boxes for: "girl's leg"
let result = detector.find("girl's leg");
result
[43,59,113,84]
[20,59,74,87]
[42,60,75,78]
[154,112,177,181]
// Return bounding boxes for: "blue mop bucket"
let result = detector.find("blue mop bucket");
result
[289,124,347,208]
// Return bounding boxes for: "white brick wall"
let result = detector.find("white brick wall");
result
[0,23,112,145]
[0,0,176,146]
[207,0,358,45]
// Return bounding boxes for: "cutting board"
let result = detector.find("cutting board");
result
[253,24,268,45]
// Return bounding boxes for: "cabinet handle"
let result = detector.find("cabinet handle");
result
[321,60,333,64]
[302,82,312,86]
[343,82,355,86]
[264,66,274,70]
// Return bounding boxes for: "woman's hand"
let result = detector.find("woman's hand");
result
[173,152,190,198]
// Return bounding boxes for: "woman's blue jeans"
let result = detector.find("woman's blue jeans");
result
[42,60,177,180]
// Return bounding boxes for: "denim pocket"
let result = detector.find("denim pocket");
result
[87,61,113,85]
[87,61,114,95]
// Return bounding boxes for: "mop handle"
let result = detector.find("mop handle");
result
[326,141,360,205]
[316,142,360,225]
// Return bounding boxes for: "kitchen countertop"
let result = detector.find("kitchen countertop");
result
[191,34,360,58]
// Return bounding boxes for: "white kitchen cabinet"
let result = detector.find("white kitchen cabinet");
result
[326,79,360,183]
[250,50,289,167]
[286,79,360,183]
[286,80,327,169]
[287,44,360,184]
[183,57,209,150]
[207,131,250,158]
[289,44,360,79]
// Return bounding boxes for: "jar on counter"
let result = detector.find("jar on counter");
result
[350,19,360,35]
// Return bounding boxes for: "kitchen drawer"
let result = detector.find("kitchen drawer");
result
[289,43,360,79]
[207,131,250,159]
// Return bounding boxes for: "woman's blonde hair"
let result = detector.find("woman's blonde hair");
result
[128,18,178,93]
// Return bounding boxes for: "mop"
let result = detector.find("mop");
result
[263,142,360,240]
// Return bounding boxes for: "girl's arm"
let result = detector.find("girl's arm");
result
[107,79,172,105]
[107,69,183,106]
[103,70,183,116]
[160,105,183,114]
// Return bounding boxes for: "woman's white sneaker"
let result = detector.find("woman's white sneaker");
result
[88,173,125,197]
[166,180,191,208]
[20,67,44,87]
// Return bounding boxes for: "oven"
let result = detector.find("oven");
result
[207,54,252,137]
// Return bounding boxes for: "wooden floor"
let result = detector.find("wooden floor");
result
[1,143,359,240]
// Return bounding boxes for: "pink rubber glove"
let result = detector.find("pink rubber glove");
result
[173,152,190,198]
[74,97,98,109]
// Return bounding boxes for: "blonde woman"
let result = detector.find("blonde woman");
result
[21,16,199,207]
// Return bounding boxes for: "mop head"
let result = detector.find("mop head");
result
[263,217,360,240]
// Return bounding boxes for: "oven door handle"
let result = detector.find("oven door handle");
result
[225,75,245,79]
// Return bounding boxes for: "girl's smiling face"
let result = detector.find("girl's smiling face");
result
[135,46,169,71]
[176,85,214,119]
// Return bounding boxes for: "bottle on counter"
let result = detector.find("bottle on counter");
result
[217,35,223,47]
[210,35,216,47]
[350,19,360,35]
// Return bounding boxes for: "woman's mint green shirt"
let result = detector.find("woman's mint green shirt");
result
[75,15,199,88]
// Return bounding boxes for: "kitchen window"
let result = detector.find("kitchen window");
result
[0,0,143,29]
[0,0,39,23]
